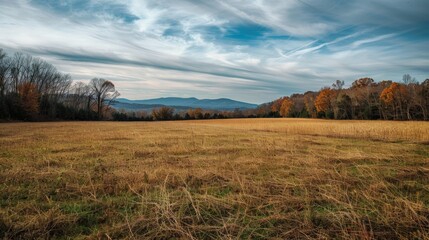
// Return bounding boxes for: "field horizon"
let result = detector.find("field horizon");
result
[1,118,428,239]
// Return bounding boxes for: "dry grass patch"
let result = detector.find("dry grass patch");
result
[0,119,428,239]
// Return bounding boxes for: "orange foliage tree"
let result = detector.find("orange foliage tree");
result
[279,97,294,117]
[271,97,284,112]
[380,82,409,119]
[315,88,335,116]
[380,83,396,104]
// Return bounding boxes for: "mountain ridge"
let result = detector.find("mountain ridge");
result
[113,97,258,111]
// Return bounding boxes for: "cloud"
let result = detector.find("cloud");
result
[0,0,428,103]
[351,33,402,48]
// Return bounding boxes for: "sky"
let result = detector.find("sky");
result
[0,0,428,103]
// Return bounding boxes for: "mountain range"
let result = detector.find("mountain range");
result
[112,97,258,112]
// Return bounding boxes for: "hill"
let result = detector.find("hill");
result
[113,97,258,111]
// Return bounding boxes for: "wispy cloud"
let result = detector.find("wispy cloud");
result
[351,32,401,48]
[0,0,428,103]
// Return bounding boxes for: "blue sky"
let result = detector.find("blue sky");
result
[0,0,428,103]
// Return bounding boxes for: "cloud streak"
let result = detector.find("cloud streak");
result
[0,0,428,103]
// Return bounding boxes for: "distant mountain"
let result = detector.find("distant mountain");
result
[112,97,258,111]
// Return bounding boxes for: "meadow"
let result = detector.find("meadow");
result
[0,119,428,239]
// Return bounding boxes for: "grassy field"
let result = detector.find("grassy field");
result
[0,119,428,239]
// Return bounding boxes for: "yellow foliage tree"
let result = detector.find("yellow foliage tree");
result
[279,97,294,117]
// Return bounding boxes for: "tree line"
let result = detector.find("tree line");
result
[112,107,249,121]
[0,49,119,121]
[263,77,429,120]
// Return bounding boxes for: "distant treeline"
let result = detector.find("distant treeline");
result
[1,49,428,121]
[113,107,250,121]
[263,77,429,121]
[0,49,119,121]
[114,77,429,121]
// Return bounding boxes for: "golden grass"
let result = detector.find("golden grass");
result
[0,119,428,239]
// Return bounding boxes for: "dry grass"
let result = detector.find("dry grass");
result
[0,119,428,239]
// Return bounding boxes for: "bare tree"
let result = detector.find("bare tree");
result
[69,82,91,110]
[89,78,119,119]
[332,80,345,90]
[402,74,417,85]
[152,106,174,120]
[0,49,11,98]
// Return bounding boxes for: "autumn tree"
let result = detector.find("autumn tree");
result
[17,82,40,119]
[279,97,294,117]
[271,97,285,113]
[380,84,395,119]
[315,88,335,118]
[351,77,375,88]
[380,82,409,120]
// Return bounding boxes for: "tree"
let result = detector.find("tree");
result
[380,83,396,119]
[0,49,10,96]
[0,49,11,118]
[419,79,429,120]
[0,50,122,121]
[279,97,294,117]
[304,91,318,118]
[17,82,39,119]
[187,108,203,119]
[352,77,374,88]
[380,82,409,120]
[256,103,271,117]
[271,97,284,113]
[233,108,244,118]
[315,88,335,118]
[349,77,380,119]
[152,107,174,120]
[336,93,352,119]
[69,82,92,110]
[203,112,211,119]
[332,80,345,90]
[89,78,119,119]
[288,93,306,117]
[402,74,417,85]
